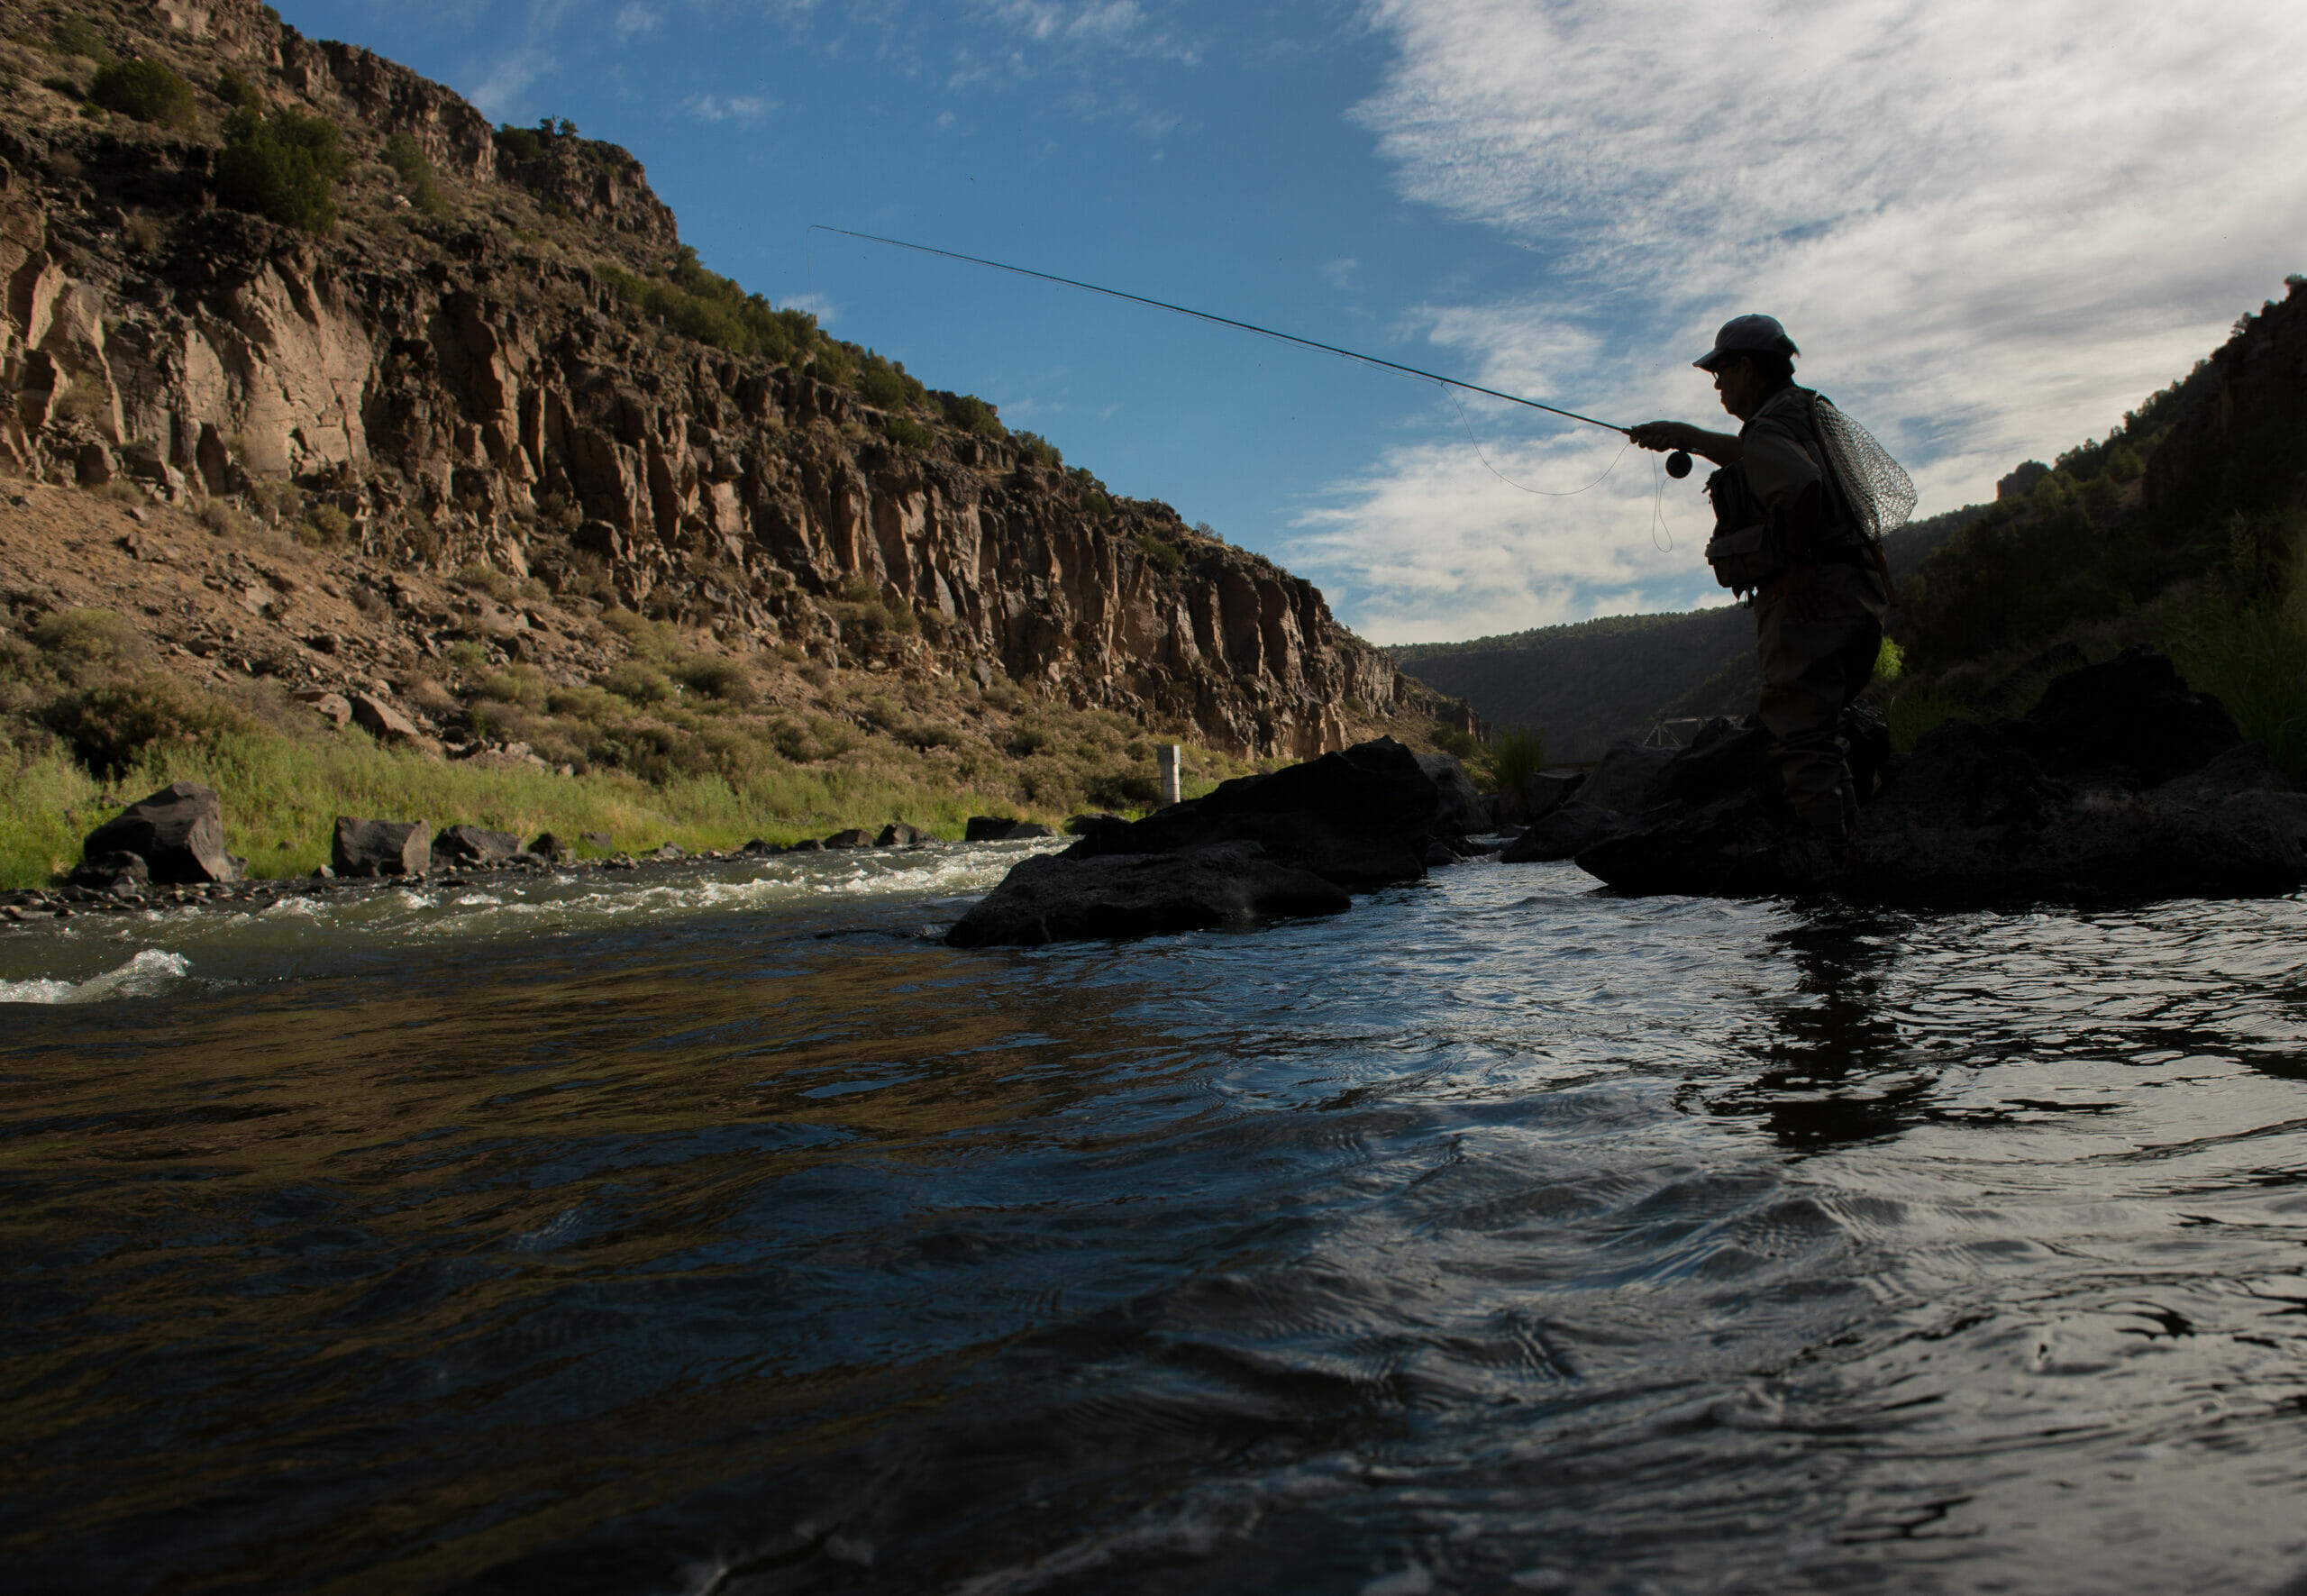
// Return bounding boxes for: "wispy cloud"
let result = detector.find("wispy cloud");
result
[467,44,554,116]
[1294,0,2307,639]
[1321,257,1357,290]
[686,92,773,123]
[614,3,659,36]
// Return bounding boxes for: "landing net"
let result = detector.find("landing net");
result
[1816,397,1917,541]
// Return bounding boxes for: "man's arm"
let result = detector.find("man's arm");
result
[1627,421,1741,464]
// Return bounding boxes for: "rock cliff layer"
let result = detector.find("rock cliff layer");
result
[0,0,1479,761]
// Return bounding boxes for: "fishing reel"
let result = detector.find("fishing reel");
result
[1665,450,1693,479]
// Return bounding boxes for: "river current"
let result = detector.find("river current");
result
[4,842,2305,1594]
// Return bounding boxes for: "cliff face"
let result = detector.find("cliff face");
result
[0,0,1478,762]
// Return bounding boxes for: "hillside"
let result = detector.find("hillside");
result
[0,0,1482,880]
[1390,505,1980,759]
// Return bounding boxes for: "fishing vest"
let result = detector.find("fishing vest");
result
[1703,387,1865,597]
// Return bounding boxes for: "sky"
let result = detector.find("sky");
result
[279,0,2307,645]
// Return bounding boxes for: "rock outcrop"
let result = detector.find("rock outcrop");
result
[82,780,242,883]
[0,1,1480,764]
[1536,649,2307,905]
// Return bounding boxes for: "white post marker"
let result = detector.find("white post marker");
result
[1156,744,1182,807]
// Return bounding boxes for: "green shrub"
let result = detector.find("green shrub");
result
[494,123,543,162]
[477,665,549,711]
[1135,533,1184,576]
[884,415,934,451]
[214,107,348,234]
[2168,600,2307,786]
[382,132,450,215]
[670,654,755,704]
[856,353,925,411]
[600,661,675,705]
[1485,725,1547,819]
[298,504,350,545]
[47,16,113,63]
[214,67,263,109]
[40,675,251,778]
[454,561,514,600]
[88,59,196,128]
[807,346,854,388]
[936,391,1006,438]
[595,246,830,366]
[1013,430,1062,470]
[1432,725,1480,760]
[1873,636,1904,683]
[31,607,144,673]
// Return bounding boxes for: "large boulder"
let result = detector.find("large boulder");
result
[82,780,242,884]
[1063,736,1476,889]
[946,842,1350,947]
[1570,649,2306,904]
[964,816,1054,842]
[1500,740,1678,862]
[350,690,422,744]
[333,817,432,877]
[432,825,521,867]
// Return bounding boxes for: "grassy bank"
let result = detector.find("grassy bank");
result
[0,728,1051,888]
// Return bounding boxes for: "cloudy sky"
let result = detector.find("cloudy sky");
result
[283,1,2307,643]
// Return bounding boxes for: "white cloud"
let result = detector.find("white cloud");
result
[1321,257,1358,290]
[614,3,659,36]
[1298,0,2307,639]
[687,92,774,123]
[467,45,554,117]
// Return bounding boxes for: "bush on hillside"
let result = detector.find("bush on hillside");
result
[40,675,251,778]
[1134,533,1183,575]
[856,352,925,411]
[936,391,1006,438]
[47,16,113,64]
[1013,430,1062,470]
[596,247,830,366]
[382,132,450,215]
[88,59,197,128]
[214,67,263,109]
[1485,725,1547,819]
[214,107,349,234]
[883,415,934,451]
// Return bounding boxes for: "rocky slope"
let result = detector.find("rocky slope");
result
[0,0,1478,772]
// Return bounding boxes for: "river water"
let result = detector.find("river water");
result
[4,844,2305,1595]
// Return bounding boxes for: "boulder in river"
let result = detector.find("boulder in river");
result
[823,828,873,849]
[70,850,149,895]
[1560,648,2307,904]
[965,816,1053,842]
[1064,737,1482,890]
[433,825,521,867]
[527,832,570,860]
[877,823,927,847]
[83,780,243,883]
[946,842,1351,947]
[333,817,432,877]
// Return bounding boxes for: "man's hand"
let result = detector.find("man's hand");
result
[1627,422,1743,465]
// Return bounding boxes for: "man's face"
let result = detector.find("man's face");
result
[1712,356,1767,421]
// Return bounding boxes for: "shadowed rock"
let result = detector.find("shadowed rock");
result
[83,780,243,884]
[1564,648,2306,904]
[1062,736,1478,890]
[433,825,521,866]
[333,817,431,877]
[877,823,927,847]
[946,843,1350,947]
[964,816,1054,842]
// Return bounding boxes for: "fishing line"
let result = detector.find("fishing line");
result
[807,224,1631,435]
[1443,386,1629,497]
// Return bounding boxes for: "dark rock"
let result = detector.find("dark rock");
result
[1423,841,1463,867]
[83,780,242,884]
[965,816,1054,842]
[581,832,613,849]
[822,829,873,850]
[877,823,927,847]
[741,838,775,853]
[1500,741,1678,862]
[1065,812,1126,836]
[1523,767,1587,823]
[1415,752,1491,835]
[1573,648,2302,904]
[786,838,824,853]
[333,817,432,877]
[71,850,149,896]
[946,842,1351,947]
[528,832,570,859]
[1060,736,1471,890]
[432,825,522,866]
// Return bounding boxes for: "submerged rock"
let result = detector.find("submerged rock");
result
[877,823,928,847]
[83,780,243,884]
[333,817,432,877]
[946,843,1349,947]
[965,816,1054,842]
[1559,648,2307,904]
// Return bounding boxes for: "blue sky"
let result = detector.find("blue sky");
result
[279,1,2307,644]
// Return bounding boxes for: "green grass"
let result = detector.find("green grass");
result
[2167,599,2307,786]
[0,725,1056,887]
[1484,725,1547,820]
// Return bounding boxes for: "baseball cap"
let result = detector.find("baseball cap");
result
[1694,314,1800,371]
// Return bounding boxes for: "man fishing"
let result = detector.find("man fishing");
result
[1628,315,1889,846]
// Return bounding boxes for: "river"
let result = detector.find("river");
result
[5,844,2305,1594]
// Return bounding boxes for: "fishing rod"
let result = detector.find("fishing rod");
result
[807,225,1696,477]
